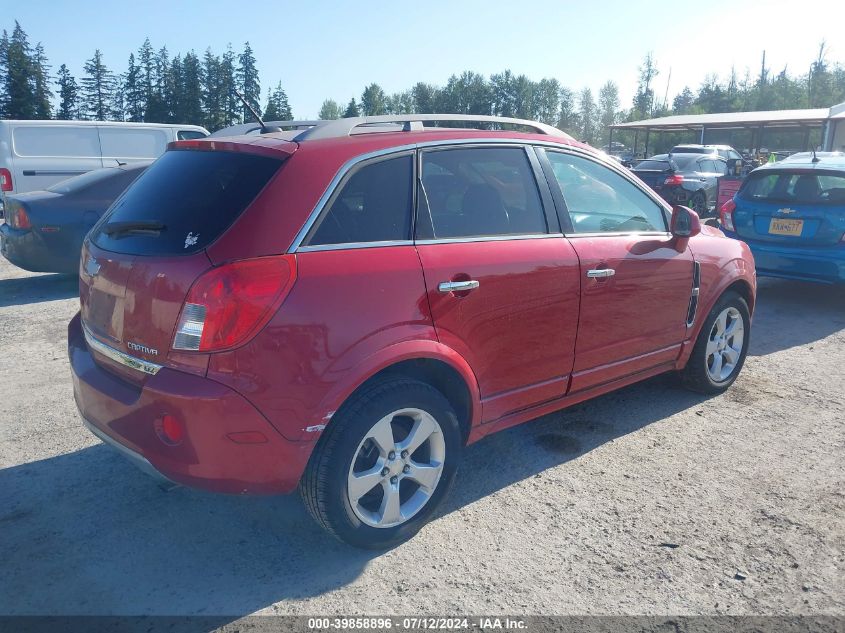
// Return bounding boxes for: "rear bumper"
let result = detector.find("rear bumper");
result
[0,223,78,273]
[723,230,845,283]
[68,312,315,494]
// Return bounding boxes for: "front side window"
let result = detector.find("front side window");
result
[306,154,413,246]
[546,151,667,234]
[417,147,546,239]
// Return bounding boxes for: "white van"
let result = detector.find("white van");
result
[0,120,209,207]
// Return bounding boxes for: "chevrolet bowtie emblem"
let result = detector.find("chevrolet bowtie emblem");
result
[778,208,797,215]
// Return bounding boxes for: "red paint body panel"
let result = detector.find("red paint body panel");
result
[566,235,693,392]
[68,129,757,497]
[68,313,311,494]
[416,238,580,421]
[207,246,436,441]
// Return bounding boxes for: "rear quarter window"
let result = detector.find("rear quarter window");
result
[90,150,282,256]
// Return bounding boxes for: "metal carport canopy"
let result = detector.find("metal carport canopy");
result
[610,108,830,132]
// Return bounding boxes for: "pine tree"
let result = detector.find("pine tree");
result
[343,97,359,118]
[138,38,155,120]
[672,86,695,114]
[220,45,239,126]
[202,49,224,130]
[4,22,36,119]
[557,87,577,136]
[237,42,260,122]
[318,99,341,120]
[31,43,52,119]
[144,46,169,122]
[361,83,387,115]
[55,64,79,119]
[179,51,204,124]
[577,87,597,145]
[81,49,117,120]
[123,53,144,121]
[597,81,620,145]
[263,82,292,121]
[632,53,658,119]
[534,78,561,126]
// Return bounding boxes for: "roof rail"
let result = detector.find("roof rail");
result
[210,120,322,138]
[292,114,571,141]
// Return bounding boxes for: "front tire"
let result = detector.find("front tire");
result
[681,291,750,394]
[300,377,462,549]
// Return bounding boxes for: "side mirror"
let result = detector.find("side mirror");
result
[671,205,702,238]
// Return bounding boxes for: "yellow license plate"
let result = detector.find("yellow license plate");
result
[769,218,803,236]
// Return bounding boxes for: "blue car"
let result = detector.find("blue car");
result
[720,152,845,284]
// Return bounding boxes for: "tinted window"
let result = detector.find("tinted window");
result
[636,159,673,170]
[99,128,167,158]
[740,170,845,205]
[306,154,413,246]
[91,150,282,255]
[13,126,100,157]
[699,159,717,173]
[178,130,207,141]
[48,168,123,193]
[547,151,667,234]
[417,147,546,239]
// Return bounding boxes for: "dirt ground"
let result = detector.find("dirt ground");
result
[0,255,843,619]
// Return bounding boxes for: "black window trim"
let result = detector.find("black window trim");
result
[413,143,559,244]
[536,146,672,237]
[298,150,417,252]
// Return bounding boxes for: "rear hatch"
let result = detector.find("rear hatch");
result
[80,144,291,382]
[632,159,675,191]
[733,168,845,245]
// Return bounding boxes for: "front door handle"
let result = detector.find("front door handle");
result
[438,280,480,293]
[586,269,616,278]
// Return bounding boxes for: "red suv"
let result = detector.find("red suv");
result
[69,115,756,548]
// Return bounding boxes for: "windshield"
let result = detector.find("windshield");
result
[739,170,845,205]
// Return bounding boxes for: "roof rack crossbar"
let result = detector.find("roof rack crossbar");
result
[291,114,571,141]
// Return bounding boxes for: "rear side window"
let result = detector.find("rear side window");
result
[91,150,282,255]
[740,171,845,205]
[178,130,207,141]
[636,160,673,170]
[305,154,413,246]
[13,126,100,157]
[417,147,546,239]
[99,128,167,158]
[547,151,667,234]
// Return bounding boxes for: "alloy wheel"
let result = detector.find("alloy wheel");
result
[706,306,745,382]
[346,408,445,528]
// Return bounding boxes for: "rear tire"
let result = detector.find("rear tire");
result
[300,377,462,549]
[681,291,750,394]
[690,191,708,216]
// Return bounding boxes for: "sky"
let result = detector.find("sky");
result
[5,0,845,118]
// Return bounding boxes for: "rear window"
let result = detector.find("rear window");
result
[739,170,845,205]
[47,168,122,193]
[90,150,282,255]
[636,160,673,170]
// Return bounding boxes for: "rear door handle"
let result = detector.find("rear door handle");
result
[586,269,616,278]
[438,280,480,293]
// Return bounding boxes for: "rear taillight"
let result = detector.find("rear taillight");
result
[720,198,736,232]
[173,255,297,352]
[0,168,12,192]
[8,206,31,230]
[664,174,684,186]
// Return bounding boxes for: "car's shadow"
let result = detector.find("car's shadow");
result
[0,374,706,617]
[0,273,77,308]
[748,277,845,356]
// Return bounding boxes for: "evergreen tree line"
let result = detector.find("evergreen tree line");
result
[2,20,845,142]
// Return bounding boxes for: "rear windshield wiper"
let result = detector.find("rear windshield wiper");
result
[100,220,166,237]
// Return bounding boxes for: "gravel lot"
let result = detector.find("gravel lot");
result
[0,256,843,619]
